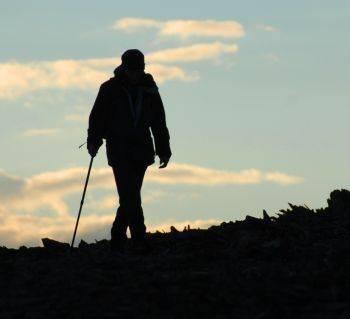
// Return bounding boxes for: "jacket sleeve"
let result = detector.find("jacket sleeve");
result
[87,83,107,147]
[150,90,172,158]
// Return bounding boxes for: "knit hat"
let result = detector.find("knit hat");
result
[121,49,145,70]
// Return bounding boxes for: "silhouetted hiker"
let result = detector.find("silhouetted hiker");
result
[87,49,172,254]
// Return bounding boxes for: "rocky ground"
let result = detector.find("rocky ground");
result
[1,189,350,318]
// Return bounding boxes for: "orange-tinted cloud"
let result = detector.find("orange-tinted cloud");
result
[113,18,245,39]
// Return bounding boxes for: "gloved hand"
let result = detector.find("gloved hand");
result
[87,141,102,157]
[159,156,170,169]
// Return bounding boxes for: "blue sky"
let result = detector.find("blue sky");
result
[0,1,349,247]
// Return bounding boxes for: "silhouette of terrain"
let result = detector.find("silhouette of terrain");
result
[1,189,350,318]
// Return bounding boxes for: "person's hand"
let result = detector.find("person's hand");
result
[159,156,170,169]
[87,142,100,157]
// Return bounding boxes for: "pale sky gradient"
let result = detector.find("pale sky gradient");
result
[0,0,349,247]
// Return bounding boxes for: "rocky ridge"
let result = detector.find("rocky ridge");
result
[1,189,350,318]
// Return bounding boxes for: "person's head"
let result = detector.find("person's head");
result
[121,49,145,84]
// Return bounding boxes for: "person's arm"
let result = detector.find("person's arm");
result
[87,83,107,156]
[150,89,172,164]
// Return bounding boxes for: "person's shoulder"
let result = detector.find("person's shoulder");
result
[98,78,122,95]
[141,73,159,94]
[100,78,115,89]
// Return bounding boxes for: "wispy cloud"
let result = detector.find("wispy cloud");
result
[146,63,197,81]
[264,172,303,185]
[0,58,192,99]
[113,18,245,39]
[0,163,303,247]
[256,24,278,32]
[0,205,221,248]
[148,163,303,186]
[147,42,238,63]
[86,190,168,211]
[0,41,236,100]
[0,163,303,217]
[143,190,168,203]
[22,128,59,137]
[113,17,161,30]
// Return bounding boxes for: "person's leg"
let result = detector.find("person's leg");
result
[111,160,148,243]
[111,161,131,246]
[127,161,148,240]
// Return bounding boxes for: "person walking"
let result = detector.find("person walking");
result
[87,49,172,253]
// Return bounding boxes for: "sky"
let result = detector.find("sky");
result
[0,0,349,248]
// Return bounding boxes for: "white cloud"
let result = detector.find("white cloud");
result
[0,60,107,99]
[145,63,196,82]
[264,172,304,185]
[143,190,168,203]
[86,194,117,211]
[0,162,303,217]
[113,18,245,39]
[147,42,238,63]
[0,58,191,99]
[256,24,278,32]
[0,204,221,248]
[22,128,59,137]
[148,164,263,185]
[1,41,235,99]
[113,17,162,30]
[86,190,168,212]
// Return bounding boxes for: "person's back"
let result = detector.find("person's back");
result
[87,49,172,253]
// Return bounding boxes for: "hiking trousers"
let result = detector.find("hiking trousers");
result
[110,158,148,243]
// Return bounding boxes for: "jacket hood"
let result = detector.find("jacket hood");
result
[113,64,159,94]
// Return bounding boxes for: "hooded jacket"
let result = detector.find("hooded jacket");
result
[87,65,172,166]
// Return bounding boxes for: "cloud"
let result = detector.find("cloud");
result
[0,169,25,199]
[143,190,168,204]
[145,63,196,81]
[149,164,262,185]
[256,24,278,32]
[87,190,168,212]
[0,163,303,218]
[113,18,245,39]
[0,58,193,99]
[22,128,59,137]
[148,163,303,186]
[147,42,238,63]
[264,172,304,185]
[113,17,162,30]
[85,194,117,211]
[0,163,303,247]
[0,207,115,248]
[0,60,107,99]
[1,40,239,100]
[0,204,220,248]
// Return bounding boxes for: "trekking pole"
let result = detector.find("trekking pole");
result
[70,154,94,251]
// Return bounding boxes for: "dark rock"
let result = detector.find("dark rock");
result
[170,225,179,233]
[78,239,89,249]
[263,209,271,222]
[41,238,70,251]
